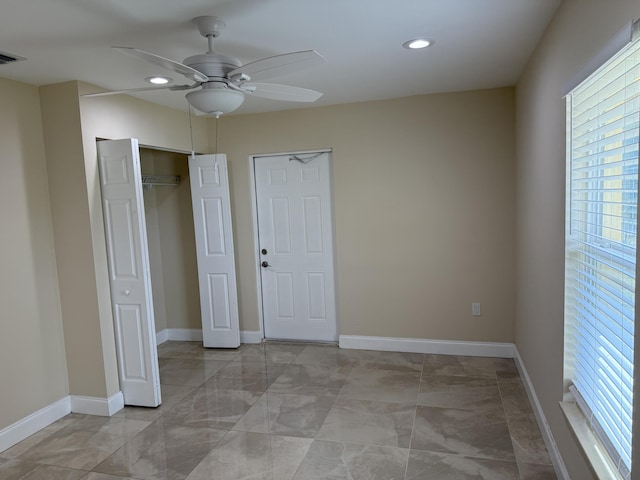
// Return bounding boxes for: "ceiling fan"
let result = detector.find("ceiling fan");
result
[83,16,326,116]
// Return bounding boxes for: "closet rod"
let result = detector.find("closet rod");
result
[141,175,180,187]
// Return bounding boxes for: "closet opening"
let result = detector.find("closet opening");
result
[140,147,201,344]
[98,139,241,407]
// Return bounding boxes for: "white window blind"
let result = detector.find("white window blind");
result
[565,25,640,479]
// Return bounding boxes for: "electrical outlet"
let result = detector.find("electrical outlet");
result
[472,303,481,316]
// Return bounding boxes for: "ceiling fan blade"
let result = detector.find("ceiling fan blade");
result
[81,84,195,97]
[229,50,325,82]
[113,46,209,83]
[245,83,323,102]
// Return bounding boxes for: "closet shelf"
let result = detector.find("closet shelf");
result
[141,175,180,188]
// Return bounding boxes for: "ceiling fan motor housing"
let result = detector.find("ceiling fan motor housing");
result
[183,52,241,79]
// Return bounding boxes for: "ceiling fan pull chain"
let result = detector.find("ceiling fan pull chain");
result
[290,152,323,164]
[187,101,195,159]
[214,116,219,154]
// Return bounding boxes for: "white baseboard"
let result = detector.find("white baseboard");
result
[240,330,263,344]
[70,392,124,417]
[0,391,126,453]
[166,328,203,342]
[513,348,569,480]
[0,397,70,453]
[155,329,169,345]
[338,335,515,358]
[156,328,263,345]
[154,328,203,344]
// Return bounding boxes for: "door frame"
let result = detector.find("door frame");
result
[248,148,339,343]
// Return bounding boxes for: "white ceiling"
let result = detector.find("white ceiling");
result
[0,0,561,115]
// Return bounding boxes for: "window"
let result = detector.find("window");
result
[564,22,640,479]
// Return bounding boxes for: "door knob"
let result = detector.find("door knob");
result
[261,261,270,268]
[123,290,131,296]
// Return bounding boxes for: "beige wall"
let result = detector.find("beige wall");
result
[515,1,640,478]
[80,87,516,343]
[142,149,200,331]
[141,150,168,334]
[0,78,69,428]
[40,82,118,398]
[154,153,201,330]
[218,88,517,341]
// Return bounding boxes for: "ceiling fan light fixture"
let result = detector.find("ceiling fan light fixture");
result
[185,84,245,116]
[403,38,433,50]
[145,76,172,85]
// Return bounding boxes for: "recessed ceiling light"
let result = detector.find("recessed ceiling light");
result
[402,38,434,50]
[145,76,172,85]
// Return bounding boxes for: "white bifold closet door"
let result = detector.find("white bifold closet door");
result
[188,154,240,348]
[97,138,161,407]
[98,143,241,407]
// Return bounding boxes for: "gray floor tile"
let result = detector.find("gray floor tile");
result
[317,397,415,448]
[499,378,536,419]
[346,350,425,373]
[15,416,150,470]
[81,473,135,480]
[1,416,81,459]
[156,341,203,359]
[293,345,362,368]
[423,355,498,378]
[232,392,334,438]
[517,462,558,480]
[417,374,502,413]
[339,367,421,404]
[268,364,352,398]
[214,359,289,383]
[509,414,552,466]
[203,372,272,392]
[162,386,262,429]
[406,450,519,479]
[0,458,40,479]
[293,440,409,480]
[411,405,515,461]
[238,343,307,364]
[93,419,225,479]
[184,431,312,480]
[159,358,230,387]
[2,341,557,480]
[494,358,520,379]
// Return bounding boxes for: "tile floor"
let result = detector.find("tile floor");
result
[0,341,557,479]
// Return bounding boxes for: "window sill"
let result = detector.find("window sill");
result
[559,401,623,480]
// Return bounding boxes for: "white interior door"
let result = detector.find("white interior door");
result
[97,139,161,407]
[254,152,337,342]
[189,154,240,348]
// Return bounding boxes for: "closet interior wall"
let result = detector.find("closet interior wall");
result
[140,148,201,334]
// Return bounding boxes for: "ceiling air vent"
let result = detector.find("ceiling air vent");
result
[0,50,26,65]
